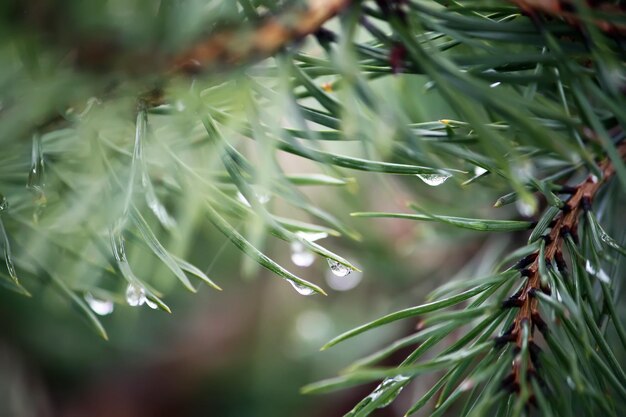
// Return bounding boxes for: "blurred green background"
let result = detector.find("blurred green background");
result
[0,73,521,416]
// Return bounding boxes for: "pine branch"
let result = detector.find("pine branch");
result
[501,140,626,396]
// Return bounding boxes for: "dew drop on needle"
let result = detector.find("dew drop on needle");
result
[126,283,146,306]
[85,293,114,316]
[291,242,315,267]
[327,259,352,277]
[290,232,327,268]
[416,173,450,186]
[289,281,315,296]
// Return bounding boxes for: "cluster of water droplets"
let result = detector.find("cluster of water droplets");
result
[84,293,114,316]
[290,232,328,268]
[416,173,451,187]
[125,283,158,308]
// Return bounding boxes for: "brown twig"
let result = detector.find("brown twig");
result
[500,141,626,395]
[172,0,351,74]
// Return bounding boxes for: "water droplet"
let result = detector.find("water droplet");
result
[291,242,315,267]
[346,375,410,414]
[326,268,362,291]
[376,393,397,408]
[600,231,611,244]
[416,173,451,186]
[145,298,158,310]
[369,375,410,408]
[585,260,611,283]
[515,195,537,217]
[590,175,599,184]
[297,232,328,242]
[474,166,487,176]
[585,260,597,274]
[290,232,328,267]
[490,82,501,88]
[289,281,315,296]
[84,293,114,316]
[125,283,146,306]
[327,259,352,277]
